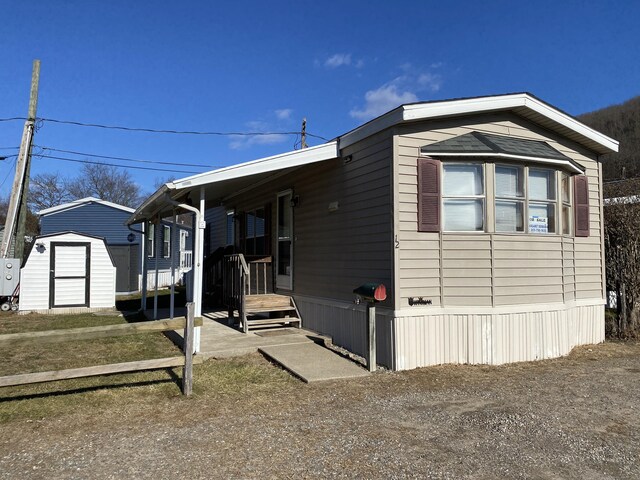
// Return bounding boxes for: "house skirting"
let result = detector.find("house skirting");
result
[294,295,604,371]
[393,300,604,370]
[293,294,395,368]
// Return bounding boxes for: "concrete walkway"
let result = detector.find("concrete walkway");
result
[150,307,369,382]
[259,343,370,383]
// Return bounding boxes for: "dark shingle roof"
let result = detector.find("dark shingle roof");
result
[420,131,572,162]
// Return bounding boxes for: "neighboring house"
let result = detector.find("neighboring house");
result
[128,93,618,370]
[39,197,193,294]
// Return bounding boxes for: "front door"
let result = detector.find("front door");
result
[49,242,90,308]
[276,191,293,290]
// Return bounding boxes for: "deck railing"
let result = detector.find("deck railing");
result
[223,254,273,332]
[180,250,193,269]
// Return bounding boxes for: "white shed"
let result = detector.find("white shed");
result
[19,231,116,314]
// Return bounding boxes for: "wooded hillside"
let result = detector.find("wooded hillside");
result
[578,96,640,181]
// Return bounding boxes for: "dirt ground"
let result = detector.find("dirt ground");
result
[1,341,639,479]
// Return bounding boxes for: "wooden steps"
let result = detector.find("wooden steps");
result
[232,294,302,333]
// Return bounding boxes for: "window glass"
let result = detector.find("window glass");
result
[529,169,556,200]
[443,199,484,231]
[528,203,556,234]
[496,165,524,197]
[496,200,524,232]
[147,223,154,257]
[561,173,571,203]
[443,164,483,196]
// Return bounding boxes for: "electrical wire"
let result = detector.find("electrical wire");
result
[0,157,17,190]
[0,116,330,140]
[36,117,330,141]
[34,145,221,169]
[33,153,204,174]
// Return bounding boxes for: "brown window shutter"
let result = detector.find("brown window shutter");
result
[417,158,441,232]
[574,175,590,237]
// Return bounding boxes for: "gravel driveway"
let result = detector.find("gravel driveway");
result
[1,342,639,479]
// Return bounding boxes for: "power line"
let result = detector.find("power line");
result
[35,145,222,169]
[34,117,330,141]
[1,116,330,140]
[33,153,204,174]
[0,157,17,190]
[0,146,19,150]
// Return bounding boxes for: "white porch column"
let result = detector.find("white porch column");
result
[192,186,206,353]
[153,217,160,320]
[141,221,148,312]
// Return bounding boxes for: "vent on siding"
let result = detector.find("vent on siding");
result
[417,158,441,232]
[574,175,590,237]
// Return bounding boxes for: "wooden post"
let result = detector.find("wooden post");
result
[182,302,194,395]
[367,302,376,372]
[1,60,40,259]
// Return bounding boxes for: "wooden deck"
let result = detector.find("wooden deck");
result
[154,307,325,359]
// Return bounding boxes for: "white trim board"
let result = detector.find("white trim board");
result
[340,93,619,154]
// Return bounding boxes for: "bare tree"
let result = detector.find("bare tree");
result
[28,172,73,211]
[67,163,142,208]
[604,179,640,337]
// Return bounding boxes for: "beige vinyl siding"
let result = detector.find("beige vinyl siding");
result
[221,129,393,308]
[394,112,604,310]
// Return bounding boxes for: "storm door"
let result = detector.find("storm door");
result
[276,190,293,290]
[49,242,90,308]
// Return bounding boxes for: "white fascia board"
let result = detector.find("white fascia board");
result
[522,95,619,153]
[172,141,339,189]
[38,197,135,216]
[421,151,585,174]
[340,93,619,154]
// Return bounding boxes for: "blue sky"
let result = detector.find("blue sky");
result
[1,0,639,200]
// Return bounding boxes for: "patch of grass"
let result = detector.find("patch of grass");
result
[0,311,296,424]
[115,286,187,312]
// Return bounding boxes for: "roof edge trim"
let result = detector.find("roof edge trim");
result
[38,197,136,216]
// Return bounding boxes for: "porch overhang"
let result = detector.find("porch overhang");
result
[126,141,339,225]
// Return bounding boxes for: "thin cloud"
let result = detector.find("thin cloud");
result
[350,65,443,121]
[350,84,418,120]
[417,73,442,92]
[275,108,293,120]
[325,53,352,68]
[229,120,290,150]
[229,133,289,150]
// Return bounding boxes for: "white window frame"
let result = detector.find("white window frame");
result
[163,225,171,258]
[226,210,235,246]
[147,223,155,258]
[441,162,486,233]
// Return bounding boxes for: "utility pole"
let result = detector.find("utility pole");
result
[301,118,308,149]
[1,60,40,260]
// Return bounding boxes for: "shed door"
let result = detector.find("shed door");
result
[49,242,90,308]
[109,245,132,293]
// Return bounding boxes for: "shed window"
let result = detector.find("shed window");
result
[442,163,485,232]
[163,225,171,258]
